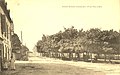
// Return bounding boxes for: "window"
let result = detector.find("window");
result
[1,14,7,36]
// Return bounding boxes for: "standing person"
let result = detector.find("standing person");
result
[10,55,15,70]
[3,57,8,70]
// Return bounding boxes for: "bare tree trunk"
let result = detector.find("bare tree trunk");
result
[69,52,71,60]
[69,51,73,60]
[118,54,119,59]
[61,52,64,59]
[75,53,77,61]
[77,53,80,61]
[104,53,107,62]
[90,52,92,62]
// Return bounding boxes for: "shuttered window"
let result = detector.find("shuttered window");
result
[1,14,7,37]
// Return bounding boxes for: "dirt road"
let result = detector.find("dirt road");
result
[1,56,120,75]
[1,63,104,75]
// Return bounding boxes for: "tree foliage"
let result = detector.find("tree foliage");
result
[36,26,120,56]
[11,33,29,60]
[11,33,21,52]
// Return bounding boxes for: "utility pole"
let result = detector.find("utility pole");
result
[21,31,23,45]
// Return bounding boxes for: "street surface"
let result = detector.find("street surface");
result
[1,56,120,75]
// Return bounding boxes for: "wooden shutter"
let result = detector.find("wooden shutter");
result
[1,15,6,35]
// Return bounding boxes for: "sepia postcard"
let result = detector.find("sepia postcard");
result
[0,0,120,75]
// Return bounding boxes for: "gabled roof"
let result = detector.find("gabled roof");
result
[0,0,13,23]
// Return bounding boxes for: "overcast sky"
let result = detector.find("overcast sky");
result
[6,0,120,50]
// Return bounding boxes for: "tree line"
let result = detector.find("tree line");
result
[36,26,120,63]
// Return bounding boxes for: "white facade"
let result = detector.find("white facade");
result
[0,0,13,70]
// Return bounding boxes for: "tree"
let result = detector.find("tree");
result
[20,45,29,61]
[85,28,101,61]
[36,26,120,63]
[98,29,120,62]
[11,33,29,60]
[11,33,21,53]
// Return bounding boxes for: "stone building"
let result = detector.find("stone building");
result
[0,0,14,71]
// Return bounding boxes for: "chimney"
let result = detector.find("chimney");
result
[8,9,10,15]
[5,2,7,9]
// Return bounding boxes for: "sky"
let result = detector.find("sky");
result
[5,0,120,51]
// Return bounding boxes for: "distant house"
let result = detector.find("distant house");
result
[11,32,29,61]
[0,0,14,71]
[13,45,29,61]
[12,46,21,60]
[28,51,34,57]
[20,45,29,60]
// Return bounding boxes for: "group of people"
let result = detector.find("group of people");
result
[3,53,15,71]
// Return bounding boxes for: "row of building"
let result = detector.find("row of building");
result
[0,0,14,71]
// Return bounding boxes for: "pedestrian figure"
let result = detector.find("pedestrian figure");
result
[10,55,15,70]
[3,57,8,70]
